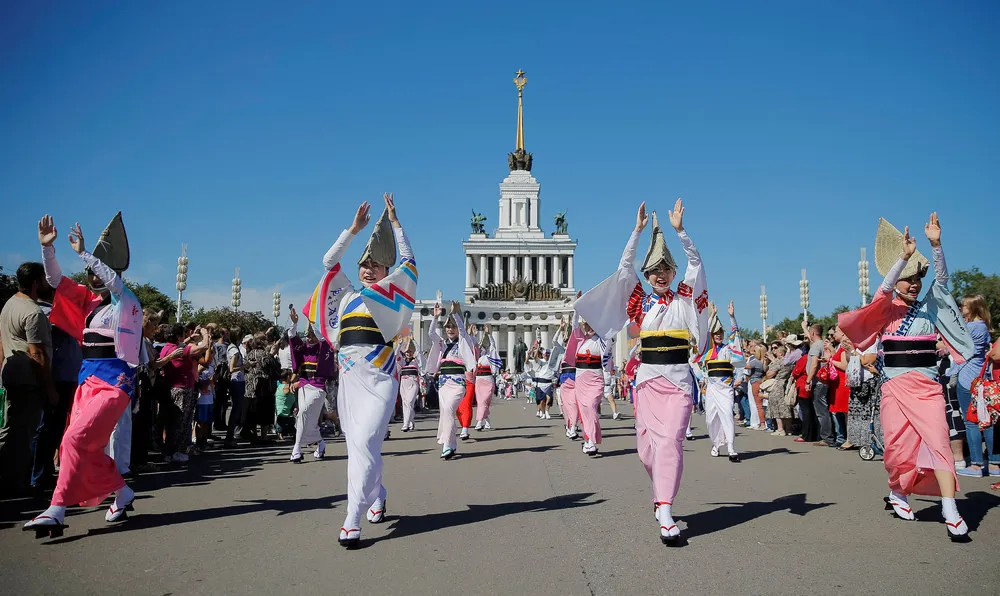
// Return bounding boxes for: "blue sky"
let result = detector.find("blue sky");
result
[1,1,997,327]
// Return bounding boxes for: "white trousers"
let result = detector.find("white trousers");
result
[748,383,761,428]
[338,364,397,529]
[105,405,132,475]
[293,384,326,457]
[704,379,736,452]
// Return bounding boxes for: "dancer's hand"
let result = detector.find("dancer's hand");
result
[290,309,299,324]
[433,302,442,318]
[450,301,462,315]
[384,193,399,227]
[924,212,941,248]
[635,202,648,233]
[68,223,86,254]
[38,215,57,247]
[349,202,372,235]
[668,198,684,232]
[902,226,916,260]
[727,300,735,318]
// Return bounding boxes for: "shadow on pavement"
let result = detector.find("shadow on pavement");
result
[44,495,346,544]
[381,492,605,542]
[597,448,636,458]
[914,490,1000,531]
[681,493,833,541]
[457,445,559,460]
[739,447,801,460]
[469,433,550,443]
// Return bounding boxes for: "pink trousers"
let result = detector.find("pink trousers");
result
[575,370,604,445]
[399,377,420,428]
[560,379,578,429]
[474,377,494,422]
[53,376,130,507]
[881,372,959,497]
[437,381,465,450]
[635,376,692,505]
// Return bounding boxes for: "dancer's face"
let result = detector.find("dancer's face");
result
[644,262,676,296]
[445,322,459,340]
[894,275,922,304]
[358,259,388,288]
[580,321,595,337]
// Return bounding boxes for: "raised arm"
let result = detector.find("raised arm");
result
[38,215,64,288]
[67,222,123,297]
[323,202,372,270]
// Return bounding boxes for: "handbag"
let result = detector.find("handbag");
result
[967,360,1000,430]
[846,354,863,388]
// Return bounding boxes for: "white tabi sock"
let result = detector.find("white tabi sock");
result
[40,505,67,523]
[941,497,960,523]
[114,485,134,509]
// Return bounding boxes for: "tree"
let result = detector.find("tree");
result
[188,307,276,335]
[739,327,763,341]
[0,266,18,308]
[951,267,1000,330]
[68,273,191,323]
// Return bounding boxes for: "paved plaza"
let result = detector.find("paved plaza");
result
[2,399,998,596]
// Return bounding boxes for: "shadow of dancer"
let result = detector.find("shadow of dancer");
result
[383,492,605,542]
[681,493,833,541]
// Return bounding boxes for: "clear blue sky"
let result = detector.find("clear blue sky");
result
[1,1,997,326]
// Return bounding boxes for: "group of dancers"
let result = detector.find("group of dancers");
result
[24,194,974,546]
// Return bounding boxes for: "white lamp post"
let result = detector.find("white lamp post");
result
[272,287,281,325]
[799,269,810,323]
[759,285,768,341]
[175,244,188,322]
[232,267,242,312]
[858,247,870,306]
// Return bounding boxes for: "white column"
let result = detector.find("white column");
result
[508,256,517,282]
[539,256,547,284]
[466,256,474,288]
[554,256,562,287]
[523,255,531,282]
[523,326,534,350]
[507,326,517,372]
[540,326,551,350]
[479,254,487,287]
[567,255,575,288]
[493,255,502,284]
[491,328,500,354]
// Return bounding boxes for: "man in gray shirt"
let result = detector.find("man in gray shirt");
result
[0,262,55,495]
[805,322,835,447]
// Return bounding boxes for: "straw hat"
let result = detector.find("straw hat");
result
[784,334,804,347]
[874,218,929,280]
[640,212,678,273]
[358,208,397,267]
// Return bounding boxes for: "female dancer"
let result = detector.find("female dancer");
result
[570,314,616,456]
[474,325,503,431]
[426,302,476,459]
[839,214,973,542]
[398,337,424,432]
[559,315,583,439]
[696,301,745,462]
[25,214,144,537]
[287,310,335,462]
[308,193,417,548]
[575,199,709,545]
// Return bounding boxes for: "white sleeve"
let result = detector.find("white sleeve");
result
[323,229,356,270]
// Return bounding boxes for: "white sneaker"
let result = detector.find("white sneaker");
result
[710,446,720,457]
[459,428,470,440]
[544,412,552,420]
[582,442,598,456]
[484,419,492,430]
[171,452,189,463]
[475,421,484,431]
[613,412,621,420]
[536,411,542,418]
[313,441,326,460]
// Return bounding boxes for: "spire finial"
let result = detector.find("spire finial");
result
[514,69,527,151]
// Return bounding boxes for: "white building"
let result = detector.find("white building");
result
[409,71,580,372]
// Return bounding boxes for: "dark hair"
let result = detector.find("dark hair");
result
[156,323,172,343]
[809,324,823,337]
[212,330,225,341]
[16,262,46,292]
[229,327,242,343]
[164,323,184,344]
[280,369,293,383]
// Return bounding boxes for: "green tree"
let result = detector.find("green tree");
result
[188,307,275,335]
[68,273,192,323]
[951,267,1000,330]
[0,266,18,308]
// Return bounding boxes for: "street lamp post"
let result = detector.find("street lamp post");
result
[799,269,810,323]
[858,247,870,306]
[272,287,281,326]
[759,285,768,341]
[232,268,242,312]
[175,244,188,322]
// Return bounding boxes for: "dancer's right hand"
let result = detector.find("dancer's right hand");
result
[635,202,648,233]
[38,215,57,246]
[349,202,372,235]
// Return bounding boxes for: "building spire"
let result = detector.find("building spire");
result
[514,69,527,151]
[508,70,533,172]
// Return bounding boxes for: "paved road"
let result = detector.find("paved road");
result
[1,398,998,596]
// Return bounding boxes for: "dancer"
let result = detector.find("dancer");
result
[575,199,709,546]
[559,315,584,440]
[526,341,564,420]
[839,214,973,542]
[287,309,335,463]
[570,313,616,456]
[25,214,143,537]
[455,323,481,440]
[474,325,503,431]
[305,193,417,548]
[398,336,424,432]
[426,302,476,459]
[696,301,745,462]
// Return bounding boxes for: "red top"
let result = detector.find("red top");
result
[792,354,811,398]
[828,347,850,413]
[161,343,196,389]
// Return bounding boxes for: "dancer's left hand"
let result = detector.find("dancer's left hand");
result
[68,223,86,254]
